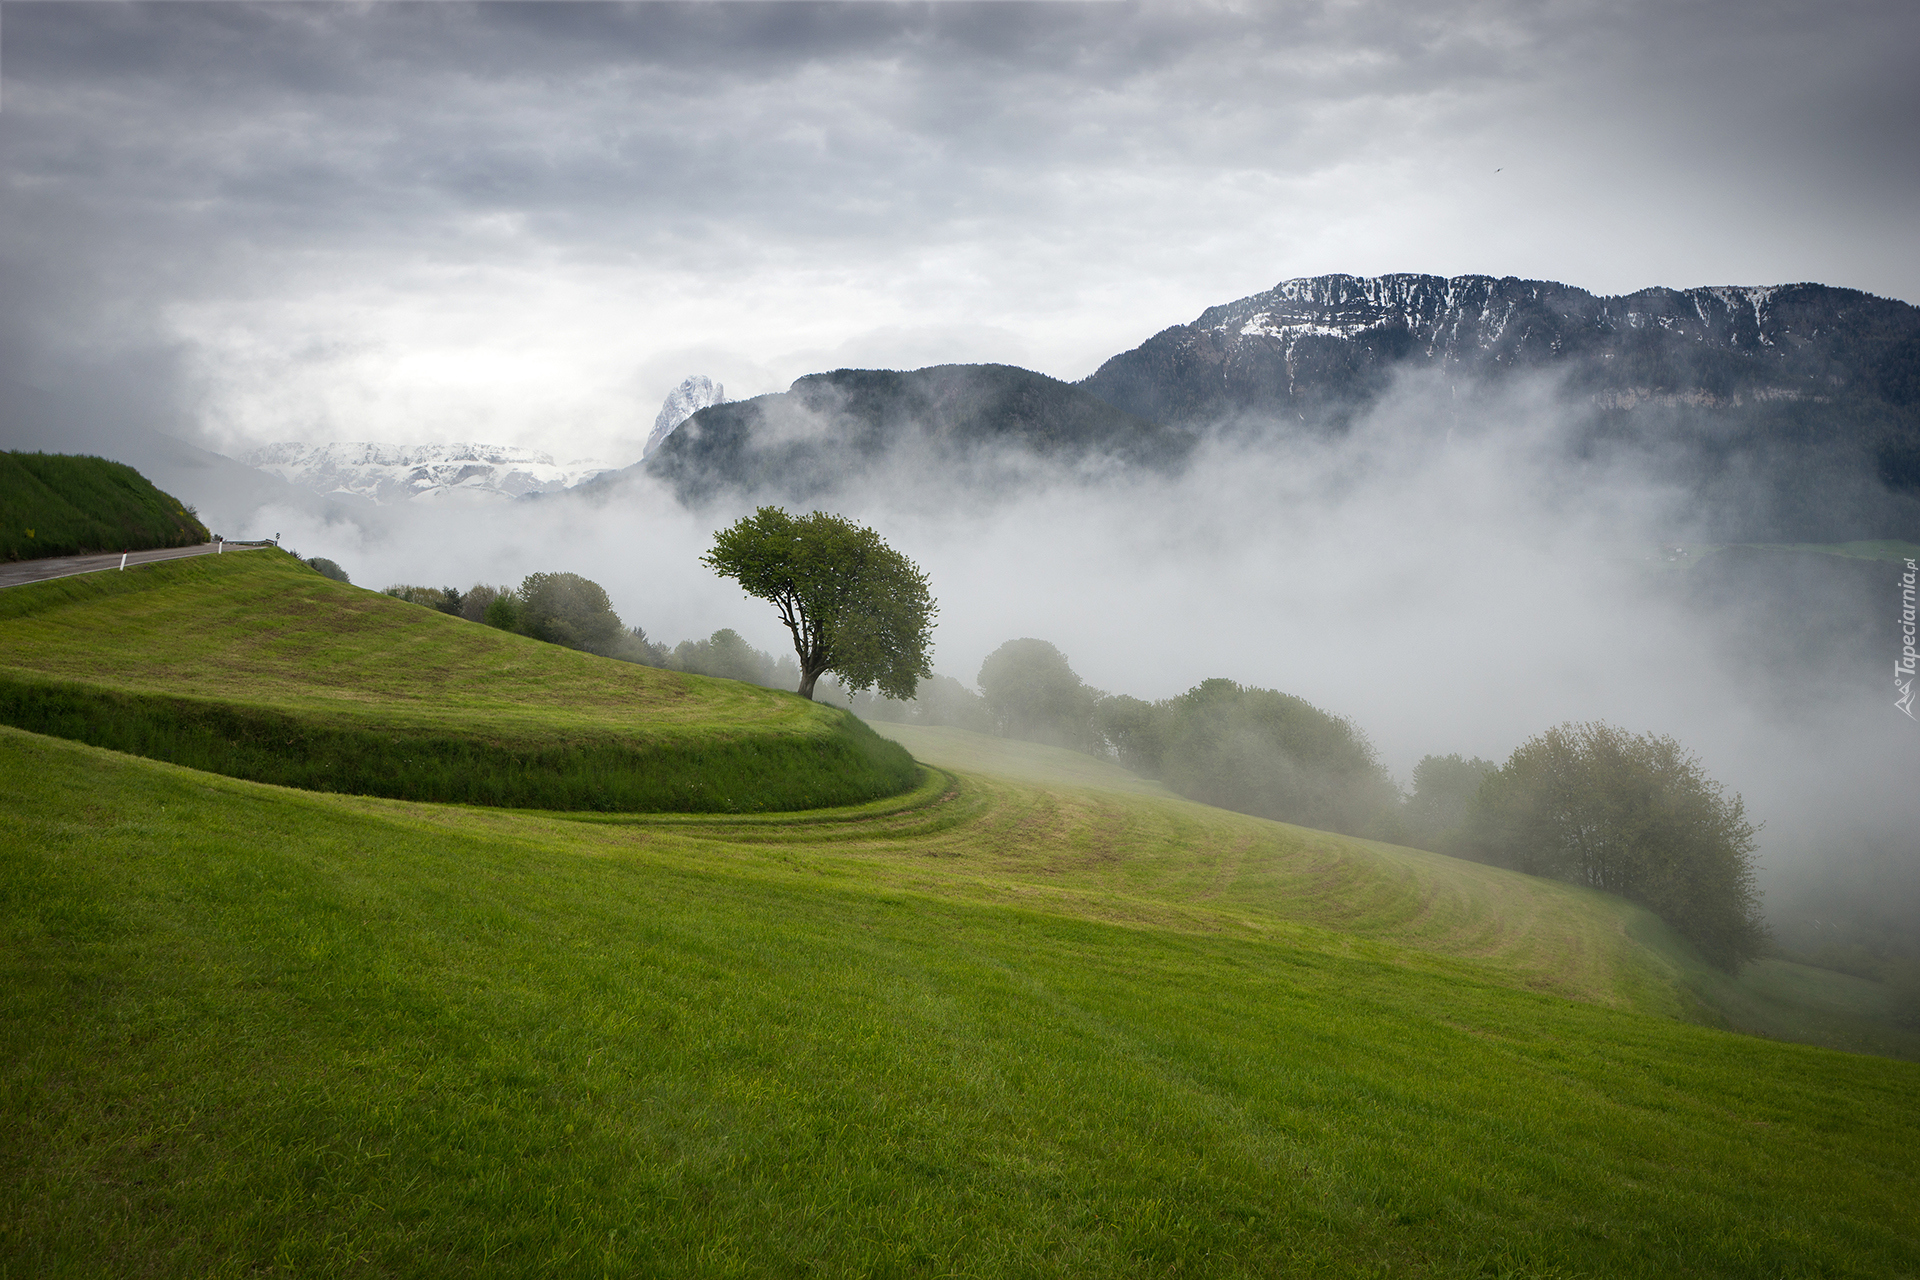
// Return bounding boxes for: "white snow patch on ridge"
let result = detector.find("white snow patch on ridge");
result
[1235,314,1373,341]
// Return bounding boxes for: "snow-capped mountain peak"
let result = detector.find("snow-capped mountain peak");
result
[644,376,727,458]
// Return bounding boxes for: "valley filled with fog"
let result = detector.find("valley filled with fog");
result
[209,359,1912,959]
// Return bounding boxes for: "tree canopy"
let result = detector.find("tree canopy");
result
[976,638,1103,752]
[1403,753,1497,850]
[703,507,936,701]
[1463,722,1767,971]
[518,571,628,657]
[1142,679,1398,837]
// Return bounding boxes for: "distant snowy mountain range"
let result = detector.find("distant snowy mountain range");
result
[244,375,728,504]
[243,441,614,505]
[226,273,1920,538]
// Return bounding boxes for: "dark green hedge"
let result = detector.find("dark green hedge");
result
[0,674,920,813]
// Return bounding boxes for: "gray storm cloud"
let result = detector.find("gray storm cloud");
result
[4,0,1918,464]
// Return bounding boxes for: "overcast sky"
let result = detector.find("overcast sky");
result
[3,0,1917,462]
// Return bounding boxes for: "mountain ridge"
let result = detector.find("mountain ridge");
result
[1078,272,1920,433]
[638,362,1194,507]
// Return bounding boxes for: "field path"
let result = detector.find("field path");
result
[0,541,263,589]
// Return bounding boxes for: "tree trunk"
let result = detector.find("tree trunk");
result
[797,667,820,700]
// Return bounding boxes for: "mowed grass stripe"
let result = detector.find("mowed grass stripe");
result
[4,728,1914,1277]
[470,758,1688,1015]
[869,725,1920,1058]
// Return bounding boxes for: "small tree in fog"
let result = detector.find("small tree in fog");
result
[483,590,521,632]
[976,638,1103,752]
[1094,694,1159,774]
[460,584,503,623]
[518,572,626,655]
[1403,753,1497,850]
[673,628,779,685]
[703,507,935,701]
[1150,679,1397,837]
[624,625,673,667]
[908,674,992,733]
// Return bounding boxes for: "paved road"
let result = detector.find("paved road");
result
[0,541,269,590]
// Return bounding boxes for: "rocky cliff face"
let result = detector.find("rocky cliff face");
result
[643,376,727,459]
[644,363,1191,507]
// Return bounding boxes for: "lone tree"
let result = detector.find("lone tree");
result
[1463,722,1767,971]
[703,507,935,701]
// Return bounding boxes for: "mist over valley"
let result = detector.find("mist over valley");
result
[22,271,1907,963]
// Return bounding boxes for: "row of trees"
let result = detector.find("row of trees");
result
[378,508,938,704]
[381,574,812,687]
[384,575,640,658]
[1390,730,1766,968]
[851,637,1399,839]
[1460,724,1766,970]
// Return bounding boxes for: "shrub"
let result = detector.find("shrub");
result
[1403,753,1497,851]
[483,592,521,631]
[1147,679,1398,837]
[304,557,351,584]
[976,638,1104,752]
[672,628,780,685]
[382,584,453,609]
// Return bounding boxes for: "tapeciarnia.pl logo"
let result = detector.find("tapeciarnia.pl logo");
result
[1899,557,1918,719]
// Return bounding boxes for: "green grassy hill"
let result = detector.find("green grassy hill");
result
[0,550,915,812]
[1,558,1916,1275]
[1,451,209,561]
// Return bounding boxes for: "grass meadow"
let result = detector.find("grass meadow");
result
[1,556,1915,1276]
[4,726,1917,1276]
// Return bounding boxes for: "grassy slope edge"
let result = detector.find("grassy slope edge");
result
[0,550,916,812]
[2,724,1915,1277]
